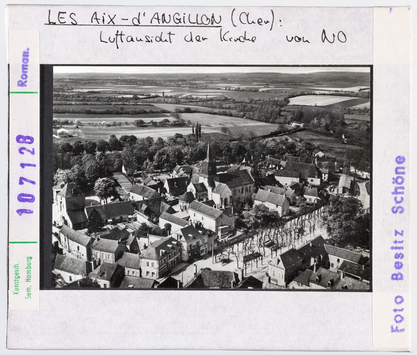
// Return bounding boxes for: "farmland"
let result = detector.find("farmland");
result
[288,95,369,108]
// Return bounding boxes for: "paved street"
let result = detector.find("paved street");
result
[168,219,331,286]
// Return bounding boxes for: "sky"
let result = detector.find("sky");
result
[54,66,370,75]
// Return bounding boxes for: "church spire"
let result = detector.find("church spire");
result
[200,143,217,184]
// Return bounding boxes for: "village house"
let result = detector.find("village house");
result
[268,236,328,287]
[59,225,92,261]
[253,189,290,217]
[116,252,141,277]
[324,244,362,271]
[268,248,304,287]
[188,200,235,238]
[112,172,133,194]
[85,200,135,224]
[336,174,354,194]
[52,182,88,230]
[289,267,340,290]
[53,254,92,284]
[159,212,189,234]
[164,176,189,197]
[89,262,125,288]
[140,237,182,279]
[187,182,208,201]
[175,225,216,262]
[143,176,164,194]
[91,237,128,267]
[119,276,158,289]
[178,191,195,211]
[129,184,161,201]
[275,161,321,187]
[303,187,320,204]
[185,268,239,289]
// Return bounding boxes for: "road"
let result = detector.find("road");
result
[357,180,370,210]
[167,220,331,287]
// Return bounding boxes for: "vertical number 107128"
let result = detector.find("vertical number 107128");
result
[15,135,36,216]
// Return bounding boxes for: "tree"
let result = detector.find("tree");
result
[84,141,97,154]
[323,195,369,248]
[108,135,123,151]
[87,209,105,234]
[72,140,85,156]
[96,139,109,153]
[94,178,120,203]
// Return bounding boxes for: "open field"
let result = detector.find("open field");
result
[292,130,362,158]
[344,114,370,122]
[350,102,371,110]
[54,125,206,141]
[54,112,172,123]
[179,112,266,127]
[288,95,366,107]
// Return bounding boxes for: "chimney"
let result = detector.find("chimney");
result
[194,264,198,276]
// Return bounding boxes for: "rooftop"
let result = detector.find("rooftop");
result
[130,184,161,199]
[140,237,180,261]
[85,201,135,220]
[91,238,120,253]
[120,276,157,289]
[60,225,91,247]
[117,252,141,270]
[254,189,287,207]
[159,212,189,227]
[189,200,223,220]
[54,254,90,275]
[324,244,362,264]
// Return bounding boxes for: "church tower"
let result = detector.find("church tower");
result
[199,144,217,188]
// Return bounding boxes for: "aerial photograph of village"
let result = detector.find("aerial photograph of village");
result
[51,66,371,290]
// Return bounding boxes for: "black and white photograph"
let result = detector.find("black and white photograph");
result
[50,66,371,290]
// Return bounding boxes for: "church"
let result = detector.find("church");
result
[190,145,255,209]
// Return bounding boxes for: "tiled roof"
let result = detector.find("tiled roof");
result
[324,245,362,263]
[338,174,353,189]
[66,210,88,225]
[258,174,283,187]
[201,200,216,208]
[298,236,327,261]
[112,172,133,192]
[179,191,195,203]
[292,269,314,287]
[264,185,286,195]
[236,275,263,289]
[85,201,135,220]
[304,187,319,197]
[58,183,84,198]
[189,200,223,220]
[117,252,140,270]
[98,227,130,241]
[140,237,180,261]
[90,262,120,281]
[276,161,320,180]
[159,212,188,227]
[120,276,157,289]
[192,182,207,193]
[160,201,176,215]
[254,189,287,207]
[339,260,370,281]
[212,182,229,195]
[309,267,340,288]
[179,225,207,242]
[186,268,237,288]
[165,177,189,196]
[279,248,304,269]
[91,238,119,253]
[60,225,91,247]
[130,184,161,199]
[216,170,254,189]
[54,254,89,275]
